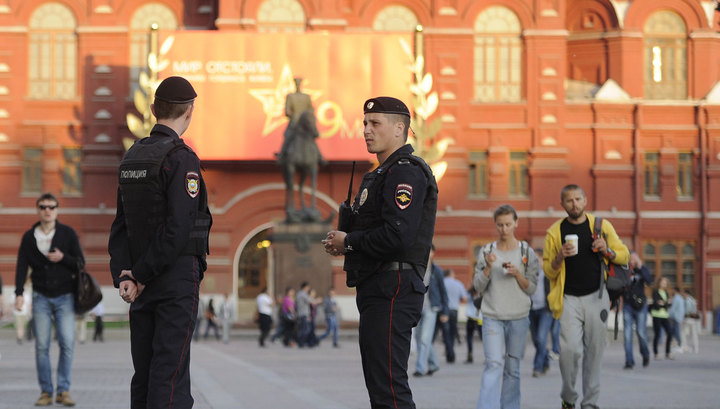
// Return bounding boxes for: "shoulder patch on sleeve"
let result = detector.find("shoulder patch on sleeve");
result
[395,183,413,209]
[186,171,199,198]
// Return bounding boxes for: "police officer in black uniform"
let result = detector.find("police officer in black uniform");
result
[109,76,211,409]
[323,96,438,409]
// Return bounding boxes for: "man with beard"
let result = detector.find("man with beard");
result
[543,184,628,409]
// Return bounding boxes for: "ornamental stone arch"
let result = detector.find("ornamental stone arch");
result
[624,0,707,32]
[460,0,533,29]
[358,0,431,28]
[253,0,309,32]
[372,4,419,32]
[18,0,84,24]
[214,183,338,305]
[241,0,315,19]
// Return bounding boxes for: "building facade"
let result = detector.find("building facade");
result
[1,0,720,322]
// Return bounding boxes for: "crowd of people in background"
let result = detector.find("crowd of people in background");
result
[251,282,340,349]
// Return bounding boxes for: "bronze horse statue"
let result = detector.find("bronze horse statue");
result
[279,109,323,223]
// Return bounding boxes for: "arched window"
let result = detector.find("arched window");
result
[257,0,306,32]
[28,2,77,99]
[474,6,522,102]
[644,11,687,100]
[373,5,418,32]
[129,3,178,96]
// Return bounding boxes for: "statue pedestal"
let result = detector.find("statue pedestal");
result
[270,221,333,297]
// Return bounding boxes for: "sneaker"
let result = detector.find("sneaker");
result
[542,365,550,374]
[55,391,75,407]
[561,400,575,409]
[412,371,424,377]
[548,351,559,360]
[532,370,541,378]
[666,353,674,360]
[642,356,650,367]
[34,392,52,406]
[623,363,633,370]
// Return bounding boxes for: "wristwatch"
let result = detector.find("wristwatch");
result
[344,235,353,252]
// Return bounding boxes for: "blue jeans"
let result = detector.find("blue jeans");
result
[476,316,529,409]
[415,307,440,374]
[318,315,338,346]
[33,292,75,394]
[623,303,649,366]
[551,319,560,354]
[529,308,553,372]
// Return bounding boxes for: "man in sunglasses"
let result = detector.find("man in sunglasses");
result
[14,193,85,407]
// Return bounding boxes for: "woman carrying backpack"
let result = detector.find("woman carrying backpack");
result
[473,204,539,409]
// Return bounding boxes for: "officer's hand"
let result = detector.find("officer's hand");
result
[322,230,346,256]
[14,295,23,311]
[47,247,64,263]
[119,269,136,281]
[119,280,137,303]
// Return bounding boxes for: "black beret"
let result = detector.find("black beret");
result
[154,76,197,104]
[363,96,410,117]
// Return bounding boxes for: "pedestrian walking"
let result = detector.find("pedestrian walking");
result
[543,184,629,409]
[15,192,85,406]
[473,204,539,409]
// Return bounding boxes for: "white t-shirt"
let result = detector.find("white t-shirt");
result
[256,293,273,316]
[34,226,55,256]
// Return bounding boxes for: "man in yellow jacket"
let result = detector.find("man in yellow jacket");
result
[543,184,629,409]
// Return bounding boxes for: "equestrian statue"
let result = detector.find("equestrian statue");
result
[278,77,325,223]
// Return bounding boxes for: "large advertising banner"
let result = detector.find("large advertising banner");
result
[160,32,413,161]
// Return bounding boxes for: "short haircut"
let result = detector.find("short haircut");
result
[386,113,410,140]
[493,204,518,221]
[300,281,309,288]
[37,192,58,206]
[561,184,585,201]
[153,100,193,120]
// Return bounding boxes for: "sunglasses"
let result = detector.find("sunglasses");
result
[38,205,57,210]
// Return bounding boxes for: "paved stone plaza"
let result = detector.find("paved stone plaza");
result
[0,326,718,409]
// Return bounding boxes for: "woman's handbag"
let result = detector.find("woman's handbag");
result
[75,265,103,314]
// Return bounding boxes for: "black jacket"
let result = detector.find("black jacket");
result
[15,221,84,298]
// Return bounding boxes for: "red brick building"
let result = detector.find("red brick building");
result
[1,0,720,324]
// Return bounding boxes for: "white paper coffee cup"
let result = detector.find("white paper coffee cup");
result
[565,234,579,256]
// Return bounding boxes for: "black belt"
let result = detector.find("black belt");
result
[382,261,402,271]
[381,261,424,281]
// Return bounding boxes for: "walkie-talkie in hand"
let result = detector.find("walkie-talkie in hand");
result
[337,161,356,231]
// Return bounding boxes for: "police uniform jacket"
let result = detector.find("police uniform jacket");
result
[108,124,211,287]
[343,144,438,286]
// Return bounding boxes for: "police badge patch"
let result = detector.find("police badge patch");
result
[395,184,413,209]
[186,171,199,198]
[359,188,368,206]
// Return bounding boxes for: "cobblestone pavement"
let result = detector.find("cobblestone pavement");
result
[1,326,718,409]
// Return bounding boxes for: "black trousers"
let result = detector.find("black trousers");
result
[258,313,272,346]
[356,267,424,409]
[652,316,673,356]
[93,316,104,341]
[129,255,200,409]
